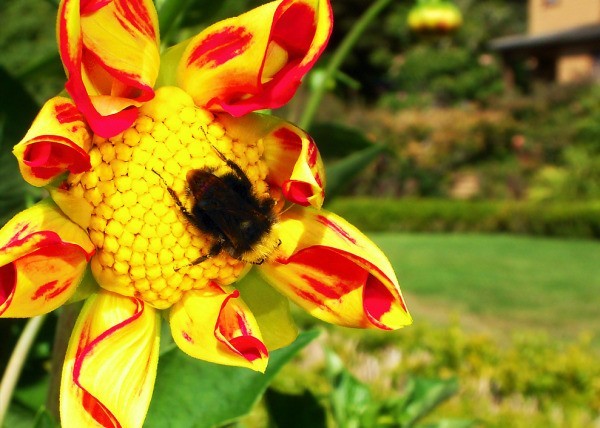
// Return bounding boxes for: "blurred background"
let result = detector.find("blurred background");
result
[1,0,599,427]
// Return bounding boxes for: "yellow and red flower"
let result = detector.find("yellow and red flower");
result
[1,1,411,427]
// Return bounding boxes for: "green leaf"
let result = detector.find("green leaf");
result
[0,66,39,151]
[3,402,37,428]
[16,53,63,82]
[32,408,59,428]
[309,123,373,159]
[265,389,327,428]
[13,377,50,413]
[419,419,477,428]
[331,369,379,428]
[324,144,386,202]
[157,0,251,45]
[0,65,42,225]
[145,330,320,428]
[4,403,59,428]
[0,151,41,226]
[394,377,459,427]
[156,0,194,43]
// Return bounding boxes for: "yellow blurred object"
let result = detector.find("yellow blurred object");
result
[407,0,462,34]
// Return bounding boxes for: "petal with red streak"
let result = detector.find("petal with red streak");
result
[58,0,160,137]
[0,200,94,318]
[218,112,325,208]
[12,97,92,187]
[169,282,268,372]
[235,270,298,351]
[177,0,332,115]
[60,290,160,428]
[259,207,412,330]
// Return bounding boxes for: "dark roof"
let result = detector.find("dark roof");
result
[490,23,600,52]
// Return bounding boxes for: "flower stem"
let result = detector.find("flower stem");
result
[0,315,47,426]
[299,0,395,130]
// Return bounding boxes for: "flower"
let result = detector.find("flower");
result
[1,1,412,427]
[407,0,462,34]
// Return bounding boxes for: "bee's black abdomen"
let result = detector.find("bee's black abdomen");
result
[180,158,278,264]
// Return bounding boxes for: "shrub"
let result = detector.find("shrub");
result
[529,148,600,202]
[286,322,600,428]
[336,106,519,198]
[328,198,600,239]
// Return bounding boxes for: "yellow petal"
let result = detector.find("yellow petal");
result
[259,207,412,330]
[58,0,160,137]
[218,112,325,208]
[0,200,94,318]
[48,185,94,230]
[169,282,268,372]
[12,97,92,187]
[60,291,160,428]
[177,0,333,115]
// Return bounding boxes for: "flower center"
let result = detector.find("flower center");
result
[67,87,270,309]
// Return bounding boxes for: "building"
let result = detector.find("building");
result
[491,0,600,86]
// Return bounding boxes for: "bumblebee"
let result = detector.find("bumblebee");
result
[156,146,280,267]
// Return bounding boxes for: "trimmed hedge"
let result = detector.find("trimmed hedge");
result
[327,198,600,239]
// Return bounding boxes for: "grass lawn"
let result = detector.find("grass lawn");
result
[372,233,600,343]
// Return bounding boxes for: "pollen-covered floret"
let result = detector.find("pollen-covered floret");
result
[67,87,270,309]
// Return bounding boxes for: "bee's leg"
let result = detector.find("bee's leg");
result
[175,242,223,270]
[208,144,254,189]
[190,243,223,266]
[249,240,281,265]
[151,169,195,223]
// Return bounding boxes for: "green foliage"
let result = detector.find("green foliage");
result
[0,151,41,227]
[393,0,519,105]
[410,326,600,426]
[270,349,472,428]
[334,81,600,201]
[387,46,504,107]
[145,330,318,428]
[325,145,387,201]
[331,0,524,102]
[0,65,43,226]
[3,314,59,428]
[0,67,39,152]
[278,320,599,428]
[505,83,600,202]
[309,123,375,159]
[310,322,600,428]
[493,335,600,410]
[265,389,327,428]
[334,106,519,198]
[529,147,600,202]
[0,0,64,104]
[391,377,471,428]
[328,198,600,239]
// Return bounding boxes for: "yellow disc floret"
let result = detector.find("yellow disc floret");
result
[67,86,270,309]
